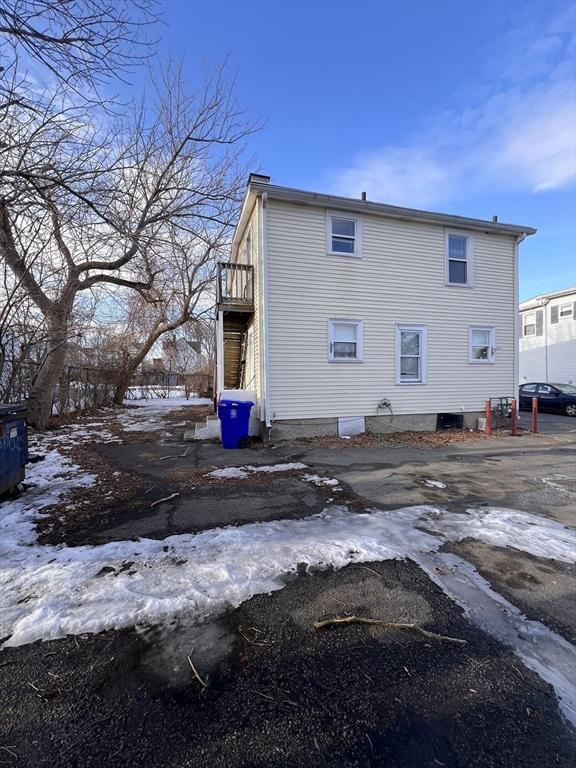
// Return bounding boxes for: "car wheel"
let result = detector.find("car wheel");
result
[564,403,576,417]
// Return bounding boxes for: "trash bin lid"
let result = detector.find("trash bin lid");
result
[0,403,27,420]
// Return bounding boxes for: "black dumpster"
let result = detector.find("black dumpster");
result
[0,404,28,495]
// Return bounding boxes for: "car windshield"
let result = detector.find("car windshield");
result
[552,383,576,395]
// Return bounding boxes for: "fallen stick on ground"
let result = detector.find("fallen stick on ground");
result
[158,448,192,461]
[150,492,180,508]
[187,655,207,688]
[313,615,467,644]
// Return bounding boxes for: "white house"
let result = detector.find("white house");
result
[211,174,536,441]
[519,287,576,385]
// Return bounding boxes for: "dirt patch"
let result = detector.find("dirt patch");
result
[35,444,149,544]
[298,428,523,450]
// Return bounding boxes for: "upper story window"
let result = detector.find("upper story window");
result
[469,326,495,363]
[328,319,363,362]
[326,212,362,257]
[523,312,536,336]
[559,303,573,319]
[446,232,473,286]
[395,325,427,384]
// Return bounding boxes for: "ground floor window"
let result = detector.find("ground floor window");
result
[328,319,363,362]
[395,325,427,384]
[469,326,495,363]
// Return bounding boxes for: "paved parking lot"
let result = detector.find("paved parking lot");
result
[526,410,576,434]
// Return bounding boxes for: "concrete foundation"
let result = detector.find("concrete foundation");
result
[269,411,486,441]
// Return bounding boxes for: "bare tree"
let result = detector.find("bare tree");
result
[0,0,158,95]
[0,63,252,428]
[109,225,222,404]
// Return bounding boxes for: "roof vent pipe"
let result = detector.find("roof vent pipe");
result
[361,191,367,201]
[492,215,498,222]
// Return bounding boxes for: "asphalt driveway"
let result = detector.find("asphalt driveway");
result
[1,401,575,767]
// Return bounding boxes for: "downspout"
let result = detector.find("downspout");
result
[261,191,272,433]
[543,297,549,381]
[514,234,526,397]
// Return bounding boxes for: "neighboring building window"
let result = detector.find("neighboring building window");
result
[469,326,495,363]
[326,212,362,257]
[559,303,573,319]
[395,325,427,384]
[446,232,473,285]
[523,312,536,336]
[328,320,363,362]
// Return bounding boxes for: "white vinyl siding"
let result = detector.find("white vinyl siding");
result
[395,325,427,384]
[446,231,474,287]
[469,326,495,364]
[326,212,362,257]
[329,320,363,362]
[265,200,516,419]
[519,291,576,385]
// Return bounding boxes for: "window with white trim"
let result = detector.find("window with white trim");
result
[469,326,495,363]
[327,213,362,257]
[446,232,473,285]
[523,312,536,336]
[395,325,427,384]
[328,320,363,362]
[559,303,573,319]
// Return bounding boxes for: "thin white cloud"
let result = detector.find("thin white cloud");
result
[327,6,576,207]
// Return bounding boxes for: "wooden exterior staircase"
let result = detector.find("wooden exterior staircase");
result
[217,262,254,391]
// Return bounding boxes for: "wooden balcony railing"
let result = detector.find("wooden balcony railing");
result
[217,262,254,310]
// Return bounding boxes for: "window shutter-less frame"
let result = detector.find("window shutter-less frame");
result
[551,305,559,324]
[535,309,544,336]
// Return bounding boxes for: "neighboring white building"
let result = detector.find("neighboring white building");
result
[214,175,536,440]
[519,287,576,385]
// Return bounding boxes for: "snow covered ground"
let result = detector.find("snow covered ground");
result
[119,395,212,433]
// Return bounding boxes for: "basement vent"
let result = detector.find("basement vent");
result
[436,413,464,431]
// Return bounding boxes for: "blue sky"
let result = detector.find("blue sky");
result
[156,0,575,301]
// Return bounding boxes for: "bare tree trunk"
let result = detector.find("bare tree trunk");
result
[113,332,161,405]
[26,306,71,429]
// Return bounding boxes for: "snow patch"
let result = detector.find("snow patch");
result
[206,462,308,479]
[0,445,96,553]
[302,474,340,488]
[420,507,576,564]
[414,550,576,727]
[207,467,249,479]
[424,479,447,489]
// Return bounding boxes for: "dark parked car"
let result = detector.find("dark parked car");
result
[519,383,576,416]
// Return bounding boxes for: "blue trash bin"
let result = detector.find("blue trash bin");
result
[218,399,254,449]
[0,404,28,495]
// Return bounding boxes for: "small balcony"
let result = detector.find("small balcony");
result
[216,262,254,313]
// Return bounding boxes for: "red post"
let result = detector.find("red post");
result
[531,397,538,433]
[485,399,491,435]
[510,399,517,436]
